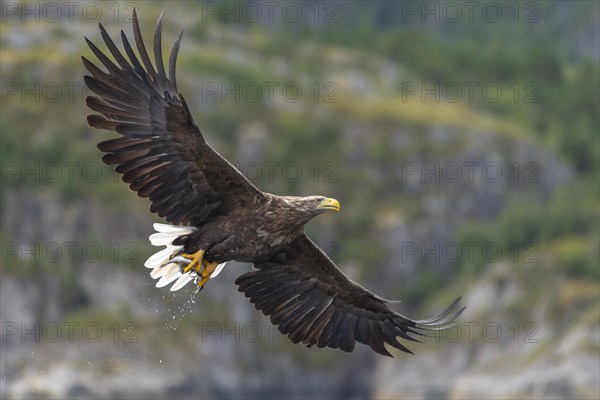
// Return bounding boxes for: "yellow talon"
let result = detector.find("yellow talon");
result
[196,260,219,289]
[181,249,204,274]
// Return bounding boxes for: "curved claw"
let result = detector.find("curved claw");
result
[194,260,219,290]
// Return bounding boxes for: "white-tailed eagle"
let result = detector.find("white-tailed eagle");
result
[82,10,464,356]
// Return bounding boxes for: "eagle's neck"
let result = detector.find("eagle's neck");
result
[267,194,317,230]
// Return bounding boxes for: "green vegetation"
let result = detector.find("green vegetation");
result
[458,187,599,280]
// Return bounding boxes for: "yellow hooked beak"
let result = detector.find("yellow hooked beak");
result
[318,198,340,212]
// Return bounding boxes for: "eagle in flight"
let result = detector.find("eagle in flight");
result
[82,10,464,356]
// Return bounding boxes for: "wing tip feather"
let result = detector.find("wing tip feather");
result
[88,114,117,130]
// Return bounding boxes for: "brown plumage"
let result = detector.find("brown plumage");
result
[83,9,465,357]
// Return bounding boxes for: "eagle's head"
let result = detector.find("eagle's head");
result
[304,195,341,214]
[278,195,340,224]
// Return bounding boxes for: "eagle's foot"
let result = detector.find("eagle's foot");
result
[194,260,219,290]
[179,250,205,274]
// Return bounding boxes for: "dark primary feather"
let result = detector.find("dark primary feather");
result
[83,9,263,226]
[236,235,465,356]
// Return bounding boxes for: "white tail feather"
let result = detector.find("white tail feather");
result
[151,262,176,279]
[212,262,227,278]
[145,246,178,269]
[156,264,183,287]
[146,224,228,291]
[170,272,193,291]
[153,223,195,234]
[149,232,184,246]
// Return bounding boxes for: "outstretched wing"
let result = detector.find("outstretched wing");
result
[235,234,465,356]
[83,10,263,226]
